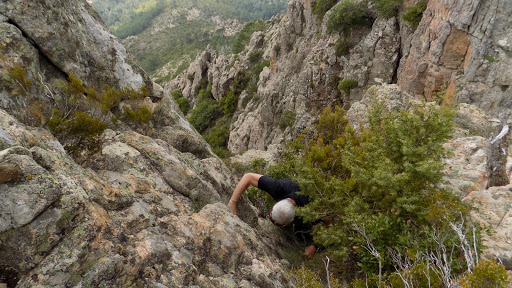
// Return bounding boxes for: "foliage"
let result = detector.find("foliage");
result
[233,20,268,54]
[338,78,358,94]
[8,64,33,95]
[290,265,325,288]
[312,0,338,20]
[460,260,510,288]
[123,106,152,124]
[47,75,150,156]
[373,0,402,18]
[267,98,474,283]
[113,1,166,39]
[327,1,373,34]
[279,110,296,130]
[47,109,107,156]
[204,117,231,158]
[188,89,223,133]
[248,50,264,64]
[86,83,149,114]
[335,38,352,57]
[220,90,238,117]
[172,89,191,115]
[402,0,427,28]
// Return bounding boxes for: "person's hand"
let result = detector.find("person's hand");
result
[228,200,238,215]
[303,245,316,259]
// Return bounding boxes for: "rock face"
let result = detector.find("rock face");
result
[398,0,512,116]
[0,1,294,287]
[169,0,512,155]
[167,0,401,154]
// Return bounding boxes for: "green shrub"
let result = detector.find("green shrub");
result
[205,117,231,158]
[233,20,267,54]
[232,70,251,96]
[402,0,427,27]
[290,265,324,288]
[327,1,373,34]
[176,97,191,115]
[171,89,183,100]
[338,78,358,94]
[123,106,152,124]
[86,84,149,115]
[373,0,402,18]
[8,64,32,95]
[188,97,223,133]
[220,90,238,117]
[251,59,270,79]
[268,100,471,279]
[47,109,107,156]
[171,89,191,115]
[461,260,510,288]
[248,50,264,64]
[312,0,338,20]
[335,38,352,56]
[279,110,296,130]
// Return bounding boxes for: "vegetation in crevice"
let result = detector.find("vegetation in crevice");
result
[233,20,268,54]
[402,0,428,28]
[326,1,374,34]
[5,65,152,158]
[185,48,270,158]
[338,78,358,95]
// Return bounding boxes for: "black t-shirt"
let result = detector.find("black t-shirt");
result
[258,175,317,246]
[257,176,310,207]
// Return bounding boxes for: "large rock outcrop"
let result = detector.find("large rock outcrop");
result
[168,0,401,154]
[398,0,512,115]
[0,0,295,287]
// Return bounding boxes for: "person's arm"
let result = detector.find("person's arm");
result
[228,173,263,215]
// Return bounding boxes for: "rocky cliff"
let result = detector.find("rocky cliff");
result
[168,0,512,152]
[167,0,512,275]
[0,0,294,287]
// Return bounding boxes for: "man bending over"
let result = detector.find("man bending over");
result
[228,173,317,258]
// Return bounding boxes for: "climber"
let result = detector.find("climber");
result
[228,173,317,258]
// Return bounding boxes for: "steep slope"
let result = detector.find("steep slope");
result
[0,0,294,287]
[167,0,512,273]
[169,0,401,153]
[169,0,512,154]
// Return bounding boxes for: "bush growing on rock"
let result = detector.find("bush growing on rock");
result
[172,89,191,115]
[460,260,510,288]
[233,20,267,54]
[338,78,358,94]
[279,110,296,130]
[123,106,152,124]
[327,1,373,34]
[402,0,428,28]
[7,64,33,96]
[267,98,481,285]
[47,109,107,156]
[373,0,402,18]
[312,0,338,20]
[188,89,223,133]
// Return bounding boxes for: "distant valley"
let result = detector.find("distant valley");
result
[89,0,287,80]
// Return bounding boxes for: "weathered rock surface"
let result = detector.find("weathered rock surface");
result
[398,0,512,116]
[168,0,401,154]
[0,1,294,287]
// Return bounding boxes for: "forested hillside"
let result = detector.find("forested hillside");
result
[89,0,287,77]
